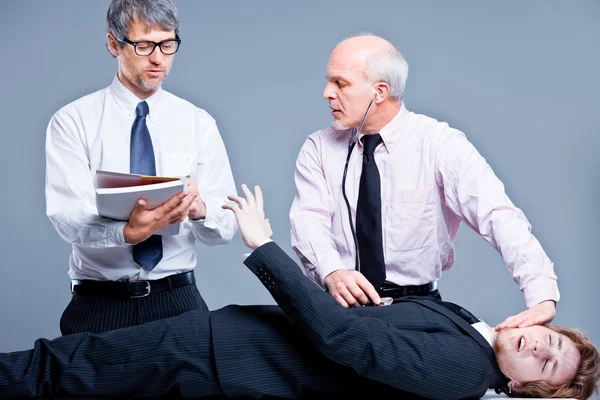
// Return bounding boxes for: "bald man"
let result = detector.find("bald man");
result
[290,34,558,329]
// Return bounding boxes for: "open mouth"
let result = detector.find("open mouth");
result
[517,335,525,352]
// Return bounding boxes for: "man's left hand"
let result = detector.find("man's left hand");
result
[495,300,556,331]
[186,178,207,220]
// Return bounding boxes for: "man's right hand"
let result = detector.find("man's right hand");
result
[123,191,197,244]
[324,269,381,308]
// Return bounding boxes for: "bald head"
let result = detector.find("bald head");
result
[330,35,397,70]
[323,34,408,133]
[326,34,408,102]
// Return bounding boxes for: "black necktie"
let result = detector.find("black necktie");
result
[130,101,163,271]
[356,133,386,288]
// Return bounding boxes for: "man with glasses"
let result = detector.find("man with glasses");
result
[45,0,237,335]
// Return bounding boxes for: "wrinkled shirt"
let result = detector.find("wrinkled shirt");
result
[290,105,558,307]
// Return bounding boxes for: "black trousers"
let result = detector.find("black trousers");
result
[0,305,398,400]
[60,283,209,335]
[1,309,223,399]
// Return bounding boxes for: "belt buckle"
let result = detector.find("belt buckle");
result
[129,280,151,298]
[70,280,80,293]
[427,281,437,293]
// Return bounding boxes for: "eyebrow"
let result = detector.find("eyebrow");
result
[326,74,350,83]
[550,335,563,377]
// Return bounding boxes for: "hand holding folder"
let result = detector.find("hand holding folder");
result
[94,170,189,235]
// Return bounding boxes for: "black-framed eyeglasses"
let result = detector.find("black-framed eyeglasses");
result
[116,35,181,56]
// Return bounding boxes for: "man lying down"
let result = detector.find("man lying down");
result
[1,185,599,399]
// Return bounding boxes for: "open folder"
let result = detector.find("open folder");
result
[94,170,186,235]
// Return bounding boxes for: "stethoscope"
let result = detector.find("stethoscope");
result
[341,91,378,274]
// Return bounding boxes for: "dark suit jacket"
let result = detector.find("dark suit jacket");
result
[210,242,507,399]
[0,241,507,399]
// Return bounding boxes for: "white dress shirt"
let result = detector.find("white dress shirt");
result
[290,105,558,308]
[472,321,493,346]
[46,76,237,281]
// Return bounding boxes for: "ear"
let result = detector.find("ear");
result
[507,379,522,394]
[107,33,120,57]
[373,82,391,104]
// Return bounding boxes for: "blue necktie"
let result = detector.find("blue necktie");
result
[130,101,163,271]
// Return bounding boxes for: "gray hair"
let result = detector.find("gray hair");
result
[346,33,409,101]
[106,0,180,45]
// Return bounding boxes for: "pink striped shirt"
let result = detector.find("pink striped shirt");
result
[290,105,558,307]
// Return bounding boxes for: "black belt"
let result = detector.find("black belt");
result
[377,281,437,298]
[71,271,195,299]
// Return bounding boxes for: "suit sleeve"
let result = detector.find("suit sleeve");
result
[244,242,489,400]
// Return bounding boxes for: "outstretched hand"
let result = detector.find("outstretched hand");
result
[496,300,556,331]
[222,184,272,250]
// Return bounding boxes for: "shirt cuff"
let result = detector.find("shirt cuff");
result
[188,197,217,226]
[188,198,236,244]
[113,221,128,246]
[243,239,273,260]
[522,278,560,308]
[313,251,347,288]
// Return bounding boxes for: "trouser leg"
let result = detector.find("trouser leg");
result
[1,310,222,399]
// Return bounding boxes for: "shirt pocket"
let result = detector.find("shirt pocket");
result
[385,187,436,252]
[162,152,195,177]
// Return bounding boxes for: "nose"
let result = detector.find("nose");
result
[533,341,556,358]
[149,47,164,64]
[323,82,336,100]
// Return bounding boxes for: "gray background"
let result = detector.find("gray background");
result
[0,0,598,390]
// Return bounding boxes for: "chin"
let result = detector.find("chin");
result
[133,71,167,91]
[494,329,519,366]
[332,119,353,130]
[137,78,163,92]
[493,338,512,376]
[332,121,347,130]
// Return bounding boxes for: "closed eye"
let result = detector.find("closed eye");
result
[559,335,562,350]
[542,358,549,373]
[551,360,558,376]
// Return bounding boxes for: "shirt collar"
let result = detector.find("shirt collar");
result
[356,103,411,154]
[472,321,494,347]
[377,103,411,153]
[109,74,164,123]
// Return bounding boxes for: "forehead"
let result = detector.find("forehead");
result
[325,60,366,82]
[128,16,175,41]
[325,46,368,82]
